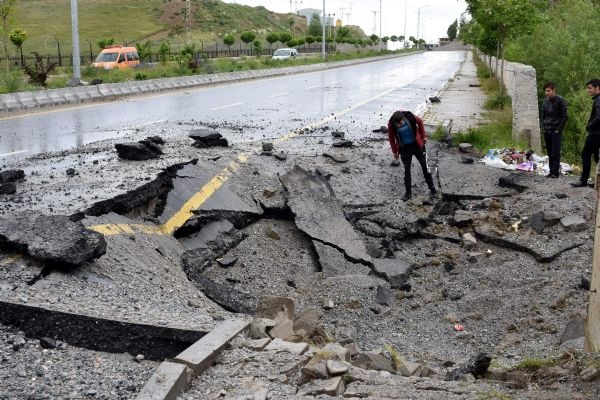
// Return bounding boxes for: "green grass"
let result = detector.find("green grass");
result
[512,357,559,372]
[10,0,311,56]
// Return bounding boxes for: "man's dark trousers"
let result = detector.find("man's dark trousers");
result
[543,130,562,176]
[580,134,600,184]
[400,143,434,194]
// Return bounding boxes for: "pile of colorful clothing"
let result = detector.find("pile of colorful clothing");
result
[479,148,572,175]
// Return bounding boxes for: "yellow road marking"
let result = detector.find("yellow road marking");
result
[87,86,397,237]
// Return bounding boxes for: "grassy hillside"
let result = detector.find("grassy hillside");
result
[12,0,307,55]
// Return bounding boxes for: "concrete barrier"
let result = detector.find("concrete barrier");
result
[478,53,541,153]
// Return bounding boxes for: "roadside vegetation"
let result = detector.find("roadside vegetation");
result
[460,0,600,165]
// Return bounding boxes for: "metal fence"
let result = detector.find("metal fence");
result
[0,43,333,68]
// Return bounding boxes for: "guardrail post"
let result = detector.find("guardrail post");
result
[585,167,600,352]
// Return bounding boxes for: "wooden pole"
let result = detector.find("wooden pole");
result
[585,166,600,351]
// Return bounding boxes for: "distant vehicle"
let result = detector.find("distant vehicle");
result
[92,45,140,69]
[272,48,297,60]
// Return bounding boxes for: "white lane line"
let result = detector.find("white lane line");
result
[269,92,289,98]
[0,149,28,158]
[211,102,245,111]
[307,85,320,90]
[134,119,167,128]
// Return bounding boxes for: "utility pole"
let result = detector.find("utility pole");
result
[403,0,407,48]
[339,7,345,25]
[585,171,600,351]
[379,0,382,39]
[69,0,81,86]
[321,0,326,60]
[186,0,192,44]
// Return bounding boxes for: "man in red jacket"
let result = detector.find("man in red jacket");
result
[387,110,437,201]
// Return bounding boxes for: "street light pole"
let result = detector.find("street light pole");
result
[70,0,81,86]
[379,0,382,39]
[321,0,326,60]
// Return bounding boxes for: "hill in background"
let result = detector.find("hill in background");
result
[12,0,311,55]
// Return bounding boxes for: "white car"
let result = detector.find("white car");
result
[272,48,297,60]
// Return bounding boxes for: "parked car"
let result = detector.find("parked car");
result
[92,45,140,69]
[272,48,297,60]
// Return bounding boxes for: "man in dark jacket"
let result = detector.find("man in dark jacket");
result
[387,110,436,201]
[541,82,568,178]
[572,78,600,187]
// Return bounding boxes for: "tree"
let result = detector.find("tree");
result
[158,41,170,63]
[305,35,315,45]
[0,0,17,71]
[9,27,25,64]
[266,32,279,51]
[135,40,152,62]
[97,38,115,50]
[278,32,292,46]
[223,33,235,50]
[390,35,398,42]
[409,36,418,47]
[240,31,256,48]
[369,34,379,44]
[337,26,351,40]
[23,52,56,87]
[308,13,323,37]
[464,0,544,93]
[382,36,390,44]
[447,19,458,41]
[252,39,262,54]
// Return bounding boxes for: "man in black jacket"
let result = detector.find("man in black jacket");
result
[572,78,600,187]
[541,82,568,178]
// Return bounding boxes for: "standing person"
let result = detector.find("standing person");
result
[387,110,436,201]
[541,81,568,178]
[572,78,600,187]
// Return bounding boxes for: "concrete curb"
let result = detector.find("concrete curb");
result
[0,53,418,114]
[137,318,250,400]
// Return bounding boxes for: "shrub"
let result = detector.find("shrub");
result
[23,52,57,87]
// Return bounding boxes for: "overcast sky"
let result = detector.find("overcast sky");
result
[224,0,468,43]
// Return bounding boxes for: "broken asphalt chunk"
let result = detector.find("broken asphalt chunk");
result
[0,169,25,183]
[115,142,160,161]
[372,258,412,290]
[0,213,106,266]
[0,182,16,195]
[280,165,371,266]
[322,152,348,163]
[332,139,353,148]
[189,128,228,148]
[331,131,345,138]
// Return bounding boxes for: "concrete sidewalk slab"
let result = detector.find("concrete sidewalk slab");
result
[174,318,250,374]
[136,361,192,400]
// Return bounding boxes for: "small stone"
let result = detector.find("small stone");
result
[262,142,274,152]
[216,255,238,267]
[0,182,16,195]
[331,131,345,138]
[135,354,145,362]
[459,143,473,152]
[326,360,348,376]
[332,139,353,148]
[39,337,58,349]
[462,232,477,249]
[66,168,76,176]
[274,151,288,161]
[560,215,586,232]
[12,337,26,351]
[322,299,334,310]
[390,159,401,167]
[375,285,394,307]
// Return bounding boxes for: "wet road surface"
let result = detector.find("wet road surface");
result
[0,51,465,162]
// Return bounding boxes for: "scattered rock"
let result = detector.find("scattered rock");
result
[216,255,238,267]
[189,128,228,148]
[390,159,401,167]
[326,360,348,376]
[262,142,274,152]
[255,295,295,321]
[462,232,477,249]
[322,299,334,310]
[39,337,58,349]
[249,318,277,339]
[294,309,323,338]
[0,169,25,183]
[323,152,348,163]
[0,182,16,195]
[461,155,474,164]
[459,143,473,153]
[351,352,395,373]
[66,168,76,176]
[375,285,394,307]
[297,376,345,397]
[429,96,441,103]
[530,211,545,234]
[446,352,491,381]
[274,151,288,161]
[145,135,165,145]
[560,215,586,232]
[115,142,160,161]
[332,139,353,148]
[331,131,345,138]
[559,314,585,344]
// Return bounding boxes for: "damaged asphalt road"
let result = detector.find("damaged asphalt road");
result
[0,113,597,397]
[0,51,598,397]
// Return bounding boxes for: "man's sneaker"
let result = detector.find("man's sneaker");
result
[571,181,587,187]
[546,173,559,178]
[402,193,411,202]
